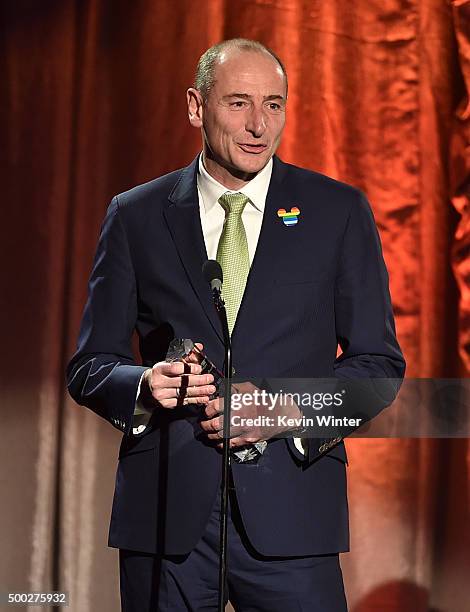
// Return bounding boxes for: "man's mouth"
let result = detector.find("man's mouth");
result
[237,143,268,154]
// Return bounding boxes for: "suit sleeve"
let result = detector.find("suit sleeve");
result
[333,191,405,380]
[66,196,147,436]
[296,190,406,464]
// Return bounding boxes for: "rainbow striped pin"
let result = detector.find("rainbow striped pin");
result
[277,206,300,226]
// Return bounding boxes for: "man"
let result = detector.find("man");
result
[67,39,405,611]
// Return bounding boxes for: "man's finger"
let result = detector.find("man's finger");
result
[160,373,214,388]
[215,436,253,449]
[153,384,215,402]
[183,343,204,365]
[204,398,222,418]
[228,436,261,448]
[175,384,216,398]
[199,415,224,434]
[157,361,202,377]
[206,426,247,441]
[159,395,211,409]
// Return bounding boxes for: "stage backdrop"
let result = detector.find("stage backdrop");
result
[1,1,469,611]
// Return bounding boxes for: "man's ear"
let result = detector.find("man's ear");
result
[187,88,203,128]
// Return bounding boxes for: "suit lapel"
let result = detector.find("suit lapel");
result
[231,156,291,340]
[163,156,224,343]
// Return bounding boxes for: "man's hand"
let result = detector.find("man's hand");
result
[200,382,303,449]
[141,343,216,410]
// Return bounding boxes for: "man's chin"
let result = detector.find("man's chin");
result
[232,152,272,176]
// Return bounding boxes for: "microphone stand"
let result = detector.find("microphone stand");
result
[212,286,232,612]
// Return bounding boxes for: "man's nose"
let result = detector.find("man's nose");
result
[245,107,266,137]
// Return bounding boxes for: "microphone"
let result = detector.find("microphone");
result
[202,259,223,294]
[202,259,232,612]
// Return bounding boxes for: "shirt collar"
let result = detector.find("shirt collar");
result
[197,154,273,214]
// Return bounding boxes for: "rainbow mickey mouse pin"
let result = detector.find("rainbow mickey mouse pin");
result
[277,206,301,226]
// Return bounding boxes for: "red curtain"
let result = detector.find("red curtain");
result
[1,1,469,610]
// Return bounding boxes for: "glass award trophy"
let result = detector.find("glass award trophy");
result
[165,338,222,399]
[165,339,267,462]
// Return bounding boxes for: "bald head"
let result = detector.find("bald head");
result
[194,38,288,101]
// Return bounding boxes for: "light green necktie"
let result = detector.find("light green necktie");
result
[216,191,266,462]
[216,192,250,335]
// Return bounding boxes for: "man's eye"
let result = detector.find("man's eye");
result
[230,101,247,108]
[268,103,281,111]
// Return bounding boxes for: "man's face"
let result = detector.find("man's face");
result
[188,50,287,186]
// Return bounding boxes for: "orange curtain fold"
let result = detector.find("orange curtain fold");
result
[451,0,470,373]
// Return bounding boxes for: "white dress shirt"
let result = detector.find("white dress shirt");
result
[197,154,272,260]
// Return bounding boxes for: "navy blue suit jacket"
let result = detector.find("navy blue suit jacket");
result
[67,155,405,556]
